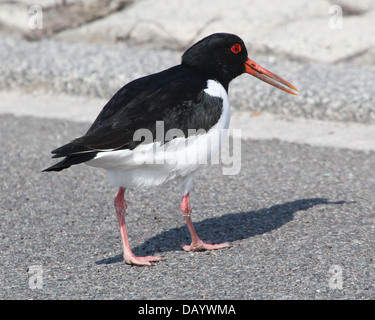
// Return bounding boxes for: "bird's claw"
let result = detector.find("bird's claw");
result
[124,255,162,266]
[182,240,230,252]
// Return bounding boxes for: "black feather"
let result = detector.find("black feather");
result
[44,64,223,171]
[42,153,97,172]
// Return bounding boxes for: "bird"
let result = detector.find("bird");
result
[43,33,298,266]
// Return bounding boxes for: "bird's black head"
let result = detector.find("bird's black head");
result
[182,33,299,95]
[182,33,248,90]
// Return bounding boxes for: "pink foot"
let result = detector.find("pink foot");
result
[180,193,230,253]
[114,188,162,267]
[182,240,230,252]
[124,255,162,266]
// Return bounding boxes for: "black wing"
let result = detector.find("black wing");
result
[43,65,223,172]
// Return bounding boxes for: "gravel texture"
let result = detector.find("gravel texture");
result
[1,114,374,299]
[1,35,375,124]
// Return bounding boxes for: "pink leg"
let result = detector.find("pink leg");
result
[180,193,230,252]
[115,187,161,266]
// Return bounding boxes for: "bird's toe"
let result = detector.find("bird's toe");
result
[124,255,162,266]
[182,241,230,252]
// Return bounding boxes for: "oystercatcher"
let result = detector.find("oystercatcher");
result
[44,33,298,266]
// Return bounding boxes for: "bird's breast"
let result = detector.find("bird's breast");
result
[203,79,231,132]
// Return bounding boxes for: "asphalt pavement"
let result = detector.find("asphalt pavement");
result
[1,114,374,299]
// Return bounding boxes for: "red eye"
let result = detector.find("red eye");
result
[231,44,242,54]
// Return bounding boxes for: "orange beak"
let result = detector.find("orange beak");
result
[244,58,298,95]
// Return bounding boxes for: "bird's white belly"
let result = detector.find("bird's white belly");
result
[86,80,230,190]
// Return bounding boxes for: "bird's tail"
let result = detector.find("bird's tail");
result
[42,153,96,172]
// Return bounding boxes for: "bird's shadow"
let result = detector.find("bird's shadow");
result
[95,198,348,265]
